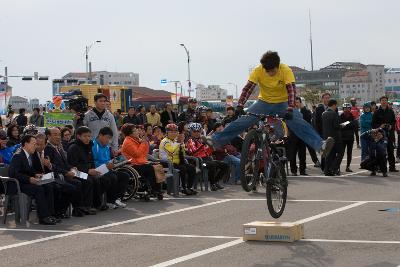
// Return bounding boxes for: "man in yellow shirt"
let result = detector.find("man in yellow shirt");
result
[146,105,161,127]
[204,51,334,158]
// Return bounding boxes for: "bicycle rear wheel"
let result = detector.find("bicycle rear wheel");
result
[240,129,261,192]
[266,164,287,218]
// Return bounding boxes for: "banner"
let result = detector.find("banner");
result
[44,112,75,127]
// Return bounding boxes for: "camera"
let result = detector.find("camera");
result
[67,96,88,114]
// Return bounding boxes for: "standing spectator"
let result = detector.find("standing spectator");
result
[206,108,217,134]
[146,105,161,127]
[222,106,237,125]
[4,110,15,128]
[372,96,398,172]
[339,103,356,172]
[160,103,177,129]
[82,93,119,153]
[15,108,28,131]
[113,109,124,129]
[297,97,320,167]
[360,102,373,161]
[178,98,197,123]
[350,98,361,148]
[29,107,44,127]
[61,127,73,151]
[315,93,330,137]
[311,105,317,128]
[322,99,342,176]
[123,106,139,125]
[6,125,20,147]
[370,101,377,113]
[136,105,148,125]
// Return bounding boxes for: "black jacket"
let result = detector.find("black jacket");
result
[31,151,52,174]
[45,143,72,180]
[314,104,326,137]
[160,110,177,127]
[9,149,41,184]
[372,107,396,141]
[339,112,356,141]
[67,139,95,173]
[322,108,342,143]
[178,108,196,123]
[123,115,139,125]
[300,107,312,124]
[15,115,28,127]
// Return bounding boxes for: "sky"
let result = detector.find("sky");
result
[1,0,399,103]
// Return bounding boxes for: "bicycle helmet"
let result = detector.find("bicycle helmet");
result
[195,105,208,114]
[342,103,352,109]
[363,102,371,108]
[188,122,203,132]
[165,123,178,132]
[23,124,38,135]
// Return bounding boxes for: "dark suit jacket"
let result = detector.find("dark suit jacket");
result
[31,151,51,174]
[314,104,326,137]
[160,110,177,127]
[9,149,40,184]
[322,108,342,143]
[44,144,71,180]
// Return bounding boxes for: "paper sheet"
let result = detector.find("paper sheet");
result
[72,169,88,180]
[95,164,109,175]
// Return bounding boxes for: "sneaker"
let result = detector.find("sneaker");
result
[115,199,127,208]
[345,167,353,172]
[106,203,117,209]
[321,137,335,158]
[215,183,224,190]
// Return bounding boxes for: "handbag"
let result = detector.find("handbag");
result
[153,163,166,183]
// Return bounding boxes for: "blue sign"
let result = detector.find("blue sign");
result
[160,79,167,85]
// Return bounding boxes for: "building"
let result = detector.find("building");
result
[196,84,228,101]
[9,96,29,112]
[384,68,400,99]
[0,82,12,114]
[339,65,385,104]
[53,71,139,96]
[29,98,40,110]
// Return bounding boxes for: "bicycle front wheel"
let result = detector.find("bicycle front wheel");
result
[240,129,261,192]
[266,164,287,218]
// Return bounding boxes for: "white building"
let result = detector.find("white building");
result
[30,98,40,110]
[9,96,29,112]
[339,65,385,104]
[53,71,139,95]
[384,68,400,99]
[196,84,228,101]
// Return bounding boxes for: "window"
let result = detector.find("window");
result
[389,79,392,83]
[394,79,398,83]
[346,85,350,89]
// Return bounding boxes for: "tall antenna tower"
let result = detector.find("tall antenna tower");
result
[309,9,314,71]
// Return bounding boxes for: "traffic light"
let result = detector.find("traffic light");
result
[39,76,49,80]
[22,77,33,81]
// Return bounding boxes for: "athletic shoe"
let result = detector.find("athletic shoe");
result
[321,137,335,158]
[115,199,127,208]
[215,183,224,190]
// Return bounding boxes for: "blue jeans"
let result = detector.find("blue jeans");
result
[223,154,241,182]
[212,100,323,151]
[360,137,370,161]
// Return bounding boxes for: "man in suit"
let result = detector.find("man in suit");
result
[315,92,331,171]
[322,99,343,176]
[8,135,58,225]
[160,103,177,129]
[44,128,85,218]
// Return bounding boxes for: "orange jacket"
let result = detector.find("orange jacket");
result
[121,136,149,165]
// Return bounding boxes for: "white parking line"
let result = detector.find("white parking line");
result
[0,199,231,252]
[294,202,367,224]
[149,238,244,267]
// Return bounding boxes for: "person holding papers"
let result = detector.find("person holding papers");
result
[339,103,356,173]
[8,135,58,225]
[45,127,85,218]
[67,127,98,215]
[92,127,129,209]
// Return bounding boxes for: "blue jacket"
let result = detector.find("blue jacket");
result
[360,112,372,134]
[360,130,387,158]
[92,138,111,168]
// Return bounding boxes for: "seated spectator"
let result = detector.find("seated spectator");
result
[146,105,161,127]
[6,125,20,147]
[67,127,99,215]
[360,128,388,177]
[92,127,129,208]
[160,103,177,129]
[222,106,237,125]
[159,124,197,195]
[123,106,139,125]
[29,107,44,127]
[45,127,85,218]
[120,124,162,196]
[64,124,75,138]
[211,123,241,185]
[114,109,124,129]
[136,105,148,125]
[8,135,57,225]
[61,127,73,152]
[186,123,229,191]
[206,108,217,134]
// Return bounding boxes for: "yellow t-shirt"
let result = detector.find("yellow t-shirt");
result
[248,63,295,103]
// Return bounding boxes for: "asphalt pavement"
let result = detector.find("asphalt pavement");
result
[0,148,399,267]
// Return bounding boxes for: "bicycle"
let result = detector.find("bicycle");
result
[240,112,288,218]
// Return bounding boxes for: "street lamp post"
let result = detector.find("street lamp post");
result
[227,82,238,99]
[179,44,192,97]
[85,40,101,82]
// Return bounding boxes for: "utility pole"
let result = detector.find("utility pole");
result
[180,44,192,97]
[309,9,314,71]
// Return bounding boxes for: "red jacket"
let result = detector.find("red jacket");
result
[186,138,212,158]
[350,106,360,120]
